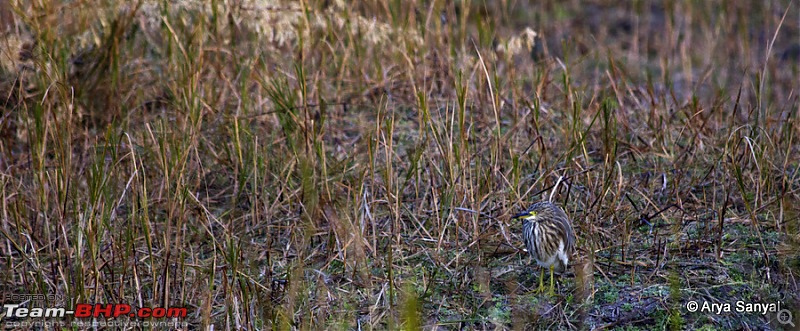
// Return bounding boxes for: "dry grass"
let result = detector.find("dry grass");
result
[1,0,799,330]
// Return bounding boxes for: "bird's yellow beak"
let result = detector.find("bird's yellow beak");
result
[513,210,537,220]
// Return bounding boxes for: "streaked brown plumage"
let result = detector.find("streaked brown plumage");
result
[513,201,576,294]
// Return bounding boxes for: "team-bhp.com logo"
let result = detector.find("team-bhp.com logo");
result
[2,294,188,329]
[4,303,187,319]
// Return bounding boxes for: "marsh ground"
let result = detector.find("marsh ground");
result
[1,0,799,330]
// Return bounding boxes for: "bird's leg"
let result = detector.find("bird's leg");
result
[538,267,545,293]
[548,265,555,296]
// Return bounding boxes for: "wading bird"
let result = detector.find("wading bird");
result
[513,201,576,295]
